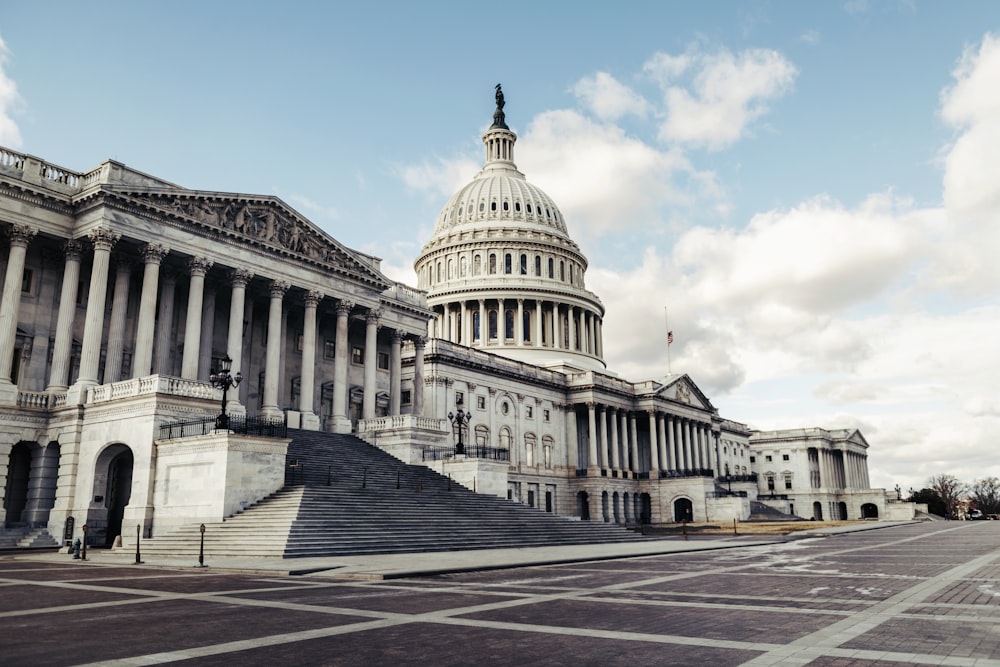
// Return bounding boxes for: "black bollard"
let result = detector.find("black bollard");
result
[135,524,142,564]
[81,524,88,560]
[198,523,206,567]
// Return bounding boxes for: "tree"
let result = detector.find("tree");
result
[908,487,947,517]
[928,474,966,519]
[968,477,1000,515]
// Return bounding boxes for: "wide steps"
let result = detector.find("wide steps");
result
[140,429,648,558]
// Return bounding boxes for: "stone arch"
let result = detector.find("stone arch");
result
[3,441,34,525]
[88,443,135,547]
[601,490,609,522]
[577,490,590,520]
[612,491,620,524]
[861,503,879,519]
[837,501,848,521]
[673,496,693,523]
[812,501,823,521]
[639,492,653,524]
[623,491,631,524]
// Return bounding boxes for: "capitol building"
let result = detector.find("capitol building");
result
[0,89,897,550]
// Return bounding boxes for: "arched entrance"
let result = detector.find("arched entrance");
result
[90,445,134,547]
[673,497,693,523]
[601,491,609,522]
[577,491,590,520]
[861,503,879,519]
[837,501,848,521]
[3,442,32,525]
[638,493,652,524]
[812,501,823,521]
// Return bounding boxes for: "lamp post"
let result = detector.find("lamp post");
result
[209,355,242,430]
[448,404,472,456]
[726,473,733,495]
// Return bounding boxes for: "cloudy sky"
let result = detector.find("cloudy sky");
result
[2,1,998,493]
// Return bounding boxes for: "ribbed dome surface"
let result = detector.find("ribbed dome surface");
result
[431,166,570,239]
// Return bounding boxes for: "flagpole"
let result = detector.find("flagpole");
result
[664,307,671,376]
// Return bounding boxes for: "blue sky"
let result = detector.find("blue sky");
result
[2,1,999,493]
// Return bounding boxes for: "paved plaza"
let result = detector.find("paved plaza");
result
[3,522,1000,666]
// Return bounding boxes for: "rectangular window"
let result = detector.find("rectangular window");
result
[377,352,389,370]
[324,339,336,359]
[782,454,790,461]
[526,406,533,418]
[543,409,550,422]
[401,390,411,405]
[456,391,464,406]
[21,269,33,294]
[295,333,303,352]
[544,445,552,467]
[351,346,364,364]
[784,475,793,490]
[477,395,486,410]
[765,455,772,462]
[749,456,756,463]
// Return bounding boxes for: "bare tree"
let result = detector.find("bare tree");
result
[969,477,1000,515]
[928,474,965,519]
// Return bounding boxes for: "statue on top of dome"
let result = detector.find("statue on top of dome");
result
[492,83,509,130]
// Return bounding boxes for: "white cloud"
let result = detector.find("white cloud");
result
[571,72,651,122]
[399,155,479,200]
[0,36,24,148]
[645,47,797,150]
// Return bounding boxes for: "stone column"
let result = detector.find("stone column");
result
[516,298,524,346]
[496,300,506,348]
[260,280,288,419]
[389,328,402,416]
[412,336,426,416]
[658,414,669,471]
[629,414,639,474]
[534,300,543,347]
[331,300,353,432]
[198,285,217,379]
[682,419,692,470]
[153,271,177,375]
[586,402,598,470]
[564,404,579,470]
[648,411,660,475]
[459,301,468,345]
[299,290,321,429]
[72,228,120,396]
[102,258,133,384]
[224,269,252,413]
[47,240,83,392]
[131,243,168,378]
[478,299,486,345]
[180,257,213,380]
[609,408,620,473]
[0,225,37,399]
[568,306,577,351]
[665,415,676,471]
[620,411,631,474]
[362,309,380,420]
[598,405,609,469]
[555,305,563,350]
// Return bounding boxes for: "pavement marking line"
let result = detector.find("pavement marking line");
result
[736,530,1000,667]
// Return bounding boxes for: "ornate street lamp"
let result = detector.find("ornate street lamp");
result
[448,404,472,456]
[209,355,242,430]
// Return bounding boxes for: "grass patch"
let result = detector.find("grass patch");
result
[644,520,869,536]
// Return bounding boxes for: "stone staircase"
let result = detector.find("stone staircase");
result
[0,526,59,549]
[749,500,803,522]
[139,429,647,559]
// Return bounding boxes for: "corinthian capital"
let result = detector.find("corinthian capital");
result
[88,227,120,252]
[365,308,382,325]
[63,239,84,262]
[6,224,37,248]
[269,280,290,298]
[141,243,169,265]
[335,300,354,315]
[303,290,323,308]
[230,268,254,288]
[187,256,213,276]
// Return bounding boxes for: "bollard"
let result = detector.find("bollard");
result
[733,518,738,536]
[81,524,88,560]
[135,524,142,564]
[198,523,206,567]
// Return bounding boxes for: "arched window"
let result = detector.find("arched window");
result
[548,257,554,278]
[523,309,531,342]
[499,427,512,450]
[448,258,454,279]
[437,262,442,283]
[504,253,512,274]
[473,311,481,341]
[489,254,497,274]
[520,254,527,275]
[525,433,536,466]
[542,435,554,468]
[475,424,489,446]
[460,256,467,277]
[505,309,515,340]
[535,256,541,276]
[560,260,565,281]
[488,310,498,339]
[473,254,481,275]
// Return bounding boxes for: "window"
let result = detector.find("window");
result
[473,311,481,341]
[460,256,468,277]
[505,309,514,339]
[473,255,481,275]
[535,256,541,276]
[455,391,464,407]
[782,454,790,461]
[560,261,565,281]
[520,253,527,275]
[543,409,550,422]
[543,443,552,468]
[477,395,486,410]
[488,310,498,339]
[523,309,531,342]
[351,346,364,364]
[501,402,510,415]
[548,258,554,278]
[526,406,533,418]
[504,253,512,274]
[750,456,756,463]
[489,254,497,274]
[377,352,389,370]
[324,339,336,359]
[401,390,411,406]
[21,269,33,294]
[765,455,772,462]
[784,474,793,490]
[767,475,775,491]
[295,333,303,352]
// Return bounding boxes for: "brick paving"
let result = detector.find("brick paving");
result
[3,521,1000,666]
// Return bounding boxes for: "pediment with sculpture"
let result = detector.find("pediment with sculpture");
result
[655,374,714,411]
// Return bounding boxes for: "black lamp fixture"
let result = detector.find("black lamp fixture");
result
[209,355,242,429]
[448,399,472,456]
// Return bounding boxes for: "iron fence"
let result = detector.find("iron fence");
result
[158,414,288,440]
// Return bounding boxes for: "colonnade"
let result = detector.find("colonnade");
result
[432,298,603,357]
[0,225,424,423]
[818,448,870,490]
[582,403,717,478]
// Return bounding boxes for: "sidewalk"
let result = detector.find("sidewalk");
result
[15,521,915,579]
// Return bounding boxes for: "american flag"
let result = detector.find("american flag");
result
[667,330,674,345]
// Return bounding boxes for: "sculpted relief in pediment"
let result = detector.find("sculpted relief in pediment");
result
[156,197,346,266]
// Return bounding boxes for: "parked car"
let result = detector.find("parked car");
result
[968,509,984,520]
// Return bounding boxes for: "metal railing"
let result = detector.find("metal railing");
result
[158,414,288,440]
[421,445,510,462]
[659,468,715,479]
[716,473,758,484]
